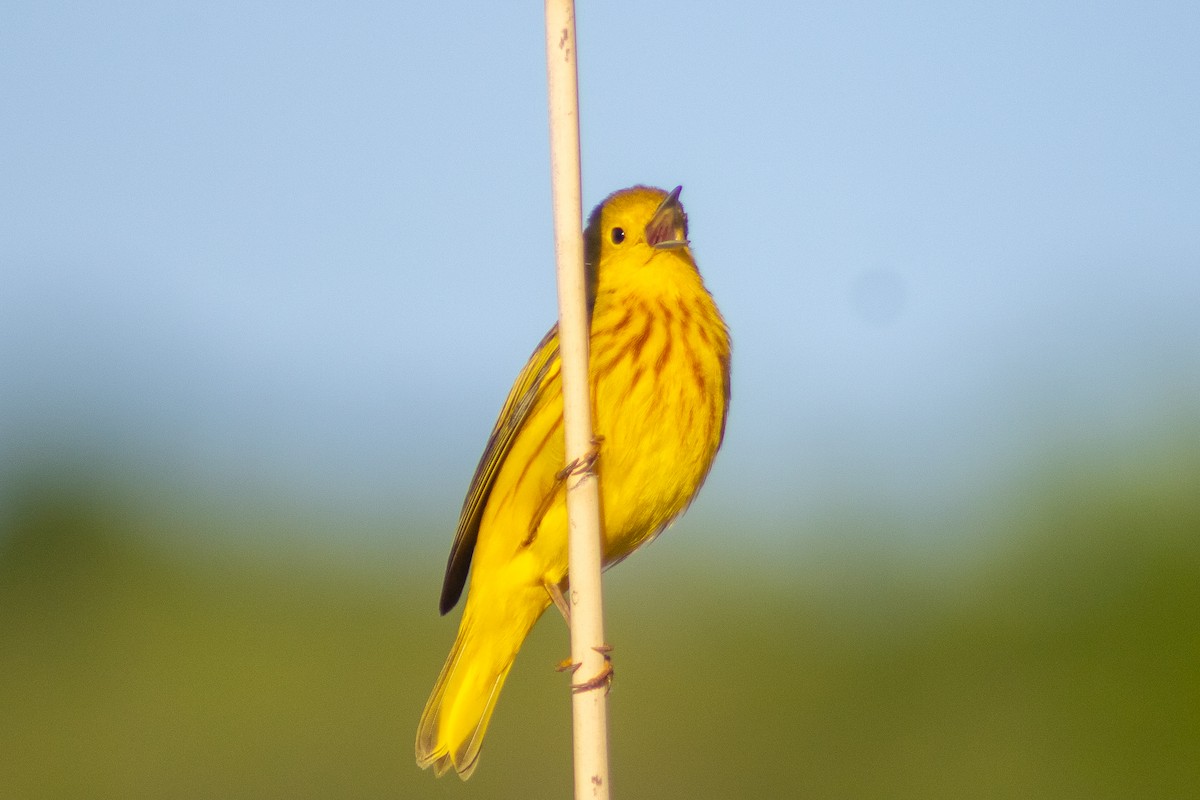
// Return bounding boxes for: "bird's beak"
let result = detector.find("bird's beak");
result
[645,185,688,249]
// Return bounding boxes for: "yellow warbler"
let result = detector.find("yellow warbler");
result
[416,185,731,779]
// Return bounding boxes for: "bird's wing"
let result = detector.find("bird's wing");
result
[438,324,561,614]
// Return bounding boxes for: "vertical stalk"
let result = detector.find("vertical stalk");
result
[543,1,612,798]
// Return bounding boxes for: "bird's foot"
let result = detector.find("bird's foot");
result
[556,645,614,694]
[556,435,605,483]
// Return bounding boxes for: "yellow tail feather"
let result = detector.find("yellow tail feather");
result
[415,585,550,779]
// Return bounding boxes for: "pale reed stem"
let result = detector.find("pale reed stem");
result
[544,1,612,798]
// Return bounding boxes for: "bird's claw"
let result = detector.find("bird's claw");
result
[556,435,605,483]
[556,644,614,694]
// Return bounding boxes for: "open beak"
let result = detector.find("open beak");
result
[645,185,688,249]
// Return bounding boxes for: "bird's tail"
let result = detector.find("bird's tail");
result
[415,584,550,779]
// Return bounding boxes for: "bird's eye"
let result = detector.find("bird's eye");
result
[610,227,625,245]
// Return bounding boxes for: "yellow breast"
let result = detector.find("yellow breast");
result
[588,250,731,562]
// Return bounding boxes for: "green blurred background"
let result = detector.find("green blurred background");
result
[2,435,1198,798]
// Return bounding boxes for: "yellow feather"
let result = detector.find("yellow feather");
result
[416,185,731,779]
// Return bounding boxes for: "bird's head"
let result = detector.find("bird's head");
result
[584,185,692,298]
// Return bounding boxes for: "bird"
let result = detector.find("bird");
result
[416,185,731,779]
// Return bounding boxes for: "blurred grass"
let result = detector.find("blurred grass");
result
[1,441,1198,798]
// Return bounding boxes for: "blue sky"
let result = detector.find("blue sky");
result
[3,1,1199,548]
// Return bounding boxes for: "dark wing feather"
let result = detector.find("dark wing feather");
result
[438,325,560,614]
